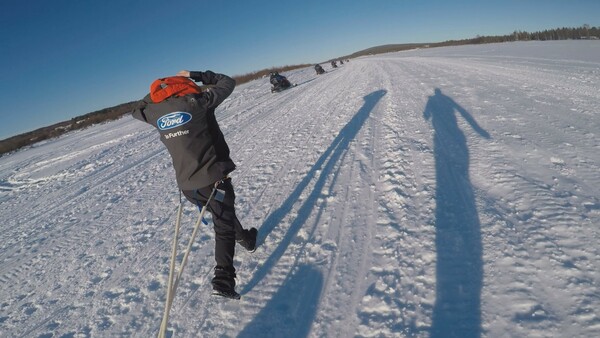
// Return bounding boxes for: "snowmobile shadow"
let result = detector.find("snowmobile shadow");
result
[423,88,490,338]
[238,265,322,338]
[241,90,387,295]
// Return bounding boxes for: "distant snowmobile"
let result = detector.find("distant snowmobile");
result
[330,60,337,68]
[270,72,294,93]
[314,64,325,75]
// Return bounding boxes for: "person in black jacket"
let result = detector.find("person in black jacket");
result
[132,70,257,299]
[269,71,292,92]
[314,64,325,75]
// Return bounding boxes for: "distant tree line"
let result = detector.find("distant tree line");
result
[348,25,598,58]
[471,25,599,44]
[1,25,597,156]
[0,101,138,155]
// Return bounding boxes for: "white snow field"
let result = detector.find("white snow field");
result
[1,40,599,338]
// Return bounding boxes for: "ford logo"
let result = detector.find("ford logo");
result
[157,112,192,130]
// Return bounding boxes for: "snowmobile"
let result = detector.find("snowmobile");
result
[270,72,293,93]
[314,64,325,75]
[330,60,337,68]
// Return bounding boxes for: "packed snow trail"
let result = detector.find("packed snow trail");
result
[0,41,599,337]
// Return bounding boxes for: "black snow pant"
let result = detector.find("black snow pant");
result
[182,177,244,291]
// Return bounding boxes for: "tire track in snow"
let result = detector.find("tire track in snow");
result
[0,137,167,279]
[352,58,438,336]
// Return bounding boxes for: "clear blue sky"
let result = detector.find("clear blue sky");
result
[1,0,598,140]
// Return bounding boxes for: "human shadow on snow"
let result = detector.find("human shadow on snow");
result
[238,264,322,338]
[241,90,387,295]
[423,88,490,338]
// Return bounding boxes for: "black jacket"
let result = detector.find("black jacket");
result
[132,71,236,190]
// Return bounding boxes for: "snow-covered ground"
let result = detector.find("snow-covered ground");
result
[1,40,599,338]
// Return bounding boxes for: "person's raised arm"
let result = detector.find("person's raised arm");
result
[178,70,235,109]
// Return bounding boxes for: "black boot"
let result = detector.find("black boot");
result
[212,266,239,299]
[237,228,258,252]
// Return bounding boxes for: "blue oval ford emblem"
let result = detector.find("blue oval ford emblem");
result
[157,112,192,130]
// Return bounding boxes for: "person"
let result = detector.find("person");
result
[131,70,257,299]
[269,71,292,92]
[314,64,325,75]
[330,60,337,68]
